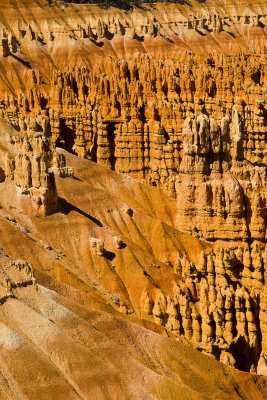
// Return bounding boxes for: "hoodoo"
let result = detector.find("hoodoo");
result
[0,0,266,399]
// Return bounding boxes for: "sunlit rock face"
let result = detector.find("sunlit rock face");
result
[0,1,267,397]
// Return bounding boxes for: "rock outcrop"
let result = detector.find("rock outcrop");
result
[1,52,266,202]
[176,101,267,241]
[0,0,267,391]
[8,132,59,216]
[0,115,73,216]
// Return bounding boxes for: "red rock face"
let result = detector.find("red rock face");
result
[0,0,267,394]
[2,55,267,237]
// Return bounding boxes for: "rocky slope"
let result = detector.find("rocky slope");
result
[0,0,267,398]
[0,131,267,399]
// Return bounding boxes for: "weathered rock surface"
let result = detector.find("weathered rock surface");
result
[0,252,266,400]
[0,117,73,216]
[0,0,267,397]
[0,148,266,399]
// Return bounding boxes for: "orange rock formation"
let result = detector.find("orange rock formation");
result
[0,0,267,398]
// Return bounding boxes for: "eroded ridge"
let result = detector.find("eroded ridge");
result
[0,0,266,387]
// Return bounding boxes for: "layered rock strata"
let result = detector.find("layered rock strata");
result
[0,0,266,380]
[1,52,266,202]
[0,116,73,216]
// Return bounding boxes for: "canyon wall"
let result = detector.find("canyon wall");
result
[0,0,267,378]
[2,53,267,239]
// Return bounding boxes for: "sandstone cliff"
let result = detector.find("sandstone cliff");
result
[0,146,267,399]
[0,0,267,398]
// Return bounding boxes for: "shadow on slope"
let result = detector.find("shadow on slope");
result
[58,197,104,227]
